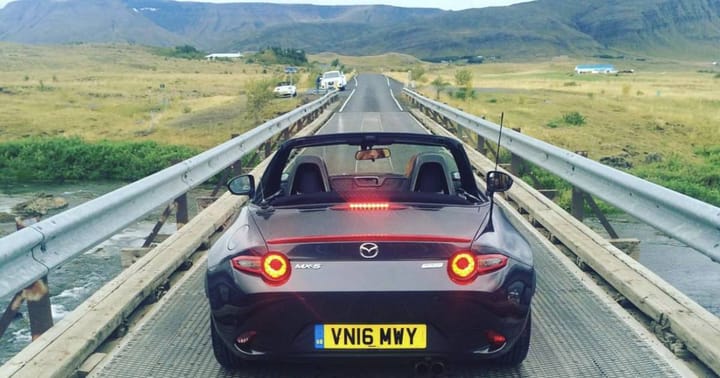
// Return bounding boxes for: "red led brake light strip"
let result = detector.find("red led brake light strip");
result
[267,235,471,245]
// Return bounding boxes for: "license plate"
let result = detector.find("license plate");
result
[314,324,427,349]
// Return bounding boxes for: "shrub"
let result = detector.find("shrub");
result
[430,77,449,99]
[454,69,473,88]
[0,137,198,182]
[245,78,275,123]
[562,111,586,126]
[632,151,720,206]
[155,45,206,60]
[452,88,476,101]
[410,65,426,81]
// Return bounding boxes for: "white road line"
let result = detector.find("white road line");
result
[389,89,403,111]
[354,77,358,86]
[338,88,356,113]
[386,77,391,87]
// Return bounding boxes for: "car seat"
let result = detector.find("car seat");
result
[407,153,454,194]
[287,155,330,195]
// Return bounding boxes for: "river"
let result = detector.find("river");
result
[584,214,720,316]
[0,182,211,365]
[0,183,719,366]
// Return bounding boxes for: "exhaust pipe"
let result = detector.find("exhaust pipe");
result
[414,360,430,375]
[430,360,445,375]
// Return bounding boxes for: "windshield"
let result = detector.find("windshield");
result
[284,144,458,177]
[260,138,482,207]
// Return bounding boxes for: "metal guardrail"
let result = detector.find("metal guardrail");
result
[0,91,339,299]
[403,88,720,263]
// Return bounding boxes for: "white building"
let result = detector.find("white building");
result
[205,53,243,60]
[574,64,618,74]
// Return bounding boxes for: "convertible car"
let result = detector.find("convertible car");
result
[205,132,535,371]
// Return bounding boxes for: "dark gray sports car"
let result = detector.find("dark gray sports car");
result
[205,132,535,371]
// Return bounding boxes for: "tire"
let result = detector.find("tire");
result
[211,317,246,369]
[493,310,531,366]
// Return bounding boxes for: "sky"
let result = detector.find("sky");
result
[0,0,533,11]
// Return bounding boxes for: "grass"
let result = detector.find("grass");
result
[385,57,720,206]
[0,43,310,150]
[1,44,718,205]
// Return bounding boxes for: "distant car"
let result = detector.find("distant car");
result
[205,132,536,371]
[273,82,297,97]
[320,70,347,91]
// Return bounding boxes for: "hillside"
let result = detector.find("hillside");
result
[0,0,718,59]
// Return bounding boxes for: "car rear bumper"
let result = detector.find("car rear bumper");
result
[209,291,531,362]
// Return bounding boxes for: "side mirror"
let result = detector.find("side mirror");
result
[227,175,255,196]
[486,171,513,193]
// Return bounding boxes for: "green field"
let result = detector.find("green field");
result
[386,57,720,206]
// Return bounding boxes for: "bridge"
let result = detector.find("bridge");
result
[1,74,719,377]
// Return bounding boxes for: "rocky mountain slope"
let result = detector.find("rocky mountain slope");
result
[0,0,718,59]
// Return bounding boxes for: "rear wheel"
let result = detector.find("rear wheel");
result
[211,318,245,369]
[493,310,531,366]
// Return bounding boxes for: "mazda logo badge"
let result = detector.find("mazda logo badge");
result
[359,243,379,259]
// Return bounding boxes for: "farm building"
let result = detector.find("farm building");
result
[574,64,618,74]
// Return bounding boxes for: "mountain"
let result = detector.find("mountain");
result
[0,0,718,59]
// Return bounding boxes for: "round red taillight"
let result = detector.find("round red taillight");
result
[261,252,291,285]
[447,252,508,284]
[448,252,477,283]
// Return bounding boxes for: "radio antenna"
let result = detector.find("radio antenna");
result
[494,112,504,171]
[484,112,505,235]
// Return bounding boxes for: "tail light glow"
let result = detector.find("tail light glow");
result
[231,252,291,285]
[348,202,391,210]
[448,252,477,283]
[486,330,506,348]
[262,252,290,283]
[447,252,508,284]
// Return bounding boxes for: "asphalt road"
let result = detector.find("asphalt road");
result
[318,74,426,135]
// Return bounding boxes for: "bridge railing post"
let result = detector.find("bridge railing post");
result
[175,194,188,230]
[0,218,54,341]
[509,128,525,176]
[476,135,486,155]
[25,277,53,341]
[571,151,589,221]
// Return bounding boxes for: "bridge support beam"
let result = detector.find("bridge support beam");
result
[175,194,188,229]
[26,277,53,340]
[0,292,24,339]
